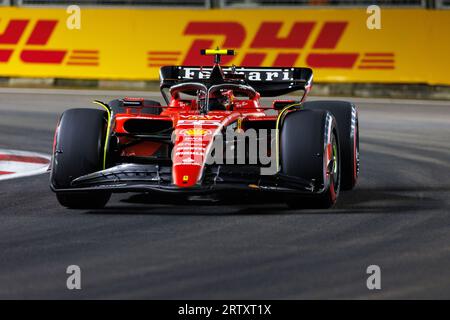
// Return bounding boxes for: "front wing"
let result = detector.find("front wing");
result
[50,163,321,195]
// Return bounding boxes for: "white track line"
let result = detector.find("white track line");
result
[0,149,51,182]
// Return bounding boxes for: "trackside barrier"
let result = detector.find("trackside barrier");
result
[0,7,449,85]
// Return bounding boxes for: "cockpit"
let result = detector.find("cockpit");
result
[167,82,258,112]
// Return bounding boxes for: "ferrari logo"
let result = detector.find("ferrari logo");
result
[183,175,189,182]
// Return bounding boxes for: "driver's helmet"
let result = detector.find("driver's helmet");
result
[209,89,234,111]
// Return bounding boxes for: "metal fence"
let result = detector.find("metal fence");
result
[436,0,450,8]
[15,0,210,7]
[10,0,437,6]
[221,0,427,7]
[5,0,449,7]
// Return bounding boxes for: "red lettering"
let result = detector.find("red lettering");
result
[273,53,299,67]
[0,49,13,62]
[241,53,266,66]
[182,39,215,66]
[0,19,29,44]
[251,22,314,49]
[181,20,363,70]
[306,53,358,68]
[313,22,347,49]
[27,20,58,45]
[20,50,66,64]
[182,22,245,65]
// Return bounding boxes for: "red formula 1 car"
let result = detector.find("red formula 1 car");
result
[50,49,359,209]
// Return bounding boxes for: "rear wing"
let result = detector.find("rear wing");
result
[159,66,313,98]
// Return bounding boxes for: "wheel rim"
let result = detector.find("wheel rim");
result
[353,120,360,183]
[332,141,339,187]
[326,135,339,201]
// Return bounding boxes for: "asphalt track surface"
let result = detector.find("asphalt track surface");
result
[0,88,449,299]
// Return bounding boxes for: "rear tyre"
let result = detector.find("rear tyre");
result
[302,100,359,190]
[280,109,341,209]
[51,108,111,209]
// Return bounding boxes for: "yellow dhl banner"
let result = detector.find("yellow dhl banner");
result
[0,7,449,85]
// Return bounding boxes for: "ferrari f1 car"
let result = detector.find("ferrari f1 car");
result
[50,49,359,209]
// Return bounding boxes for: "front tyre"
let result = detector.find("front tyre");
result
[302,100,359,190]
[51,108,111,209]
[280,110,341,209]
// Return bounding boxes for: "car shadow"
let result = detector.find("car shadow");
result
[84,185,447,216]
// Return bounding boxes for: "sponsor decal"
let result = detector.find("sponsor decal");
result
[178,67,294,81]
[177,120,222,126]
[176,146,206,151]
[175,151,204,157]
[179,115,223,120]
[177,115,224,126]
[180,128,211,136]
[0,8,448,84]
[0,18,98,66]
[0,16,391,70]
[179,21,394,70]
[147,50,181,68]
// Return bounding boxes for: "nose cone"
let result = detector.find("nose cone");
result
[173,164,203,188]
[172,127,214,188]
[172,114,230,188]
